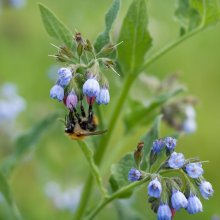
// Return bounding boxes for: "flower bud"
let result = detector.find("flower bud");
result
[50,84,64,102]
[186,195,203,214]
[164,137,177,152]
[134,142,144,168]
[171,190,188,211]
[157,204,172,220]
[168,152,185,169]
[148,178,162,198]
[152,139,164,153]
[185,163,204,178]
[66,91,78,110]
[128,168,142,182]
[57,68,72,87]
[83,77,100,98]
[96,87,110,105]
[199,181,214,200]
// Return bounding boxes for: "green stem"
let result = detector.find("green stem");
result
[86,176,151,220]
[74,175,93,220]
[94,73,135,164]
[78,141,108,197]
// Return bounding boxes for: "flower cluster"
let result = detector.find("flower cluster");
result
[128,137,214,220]
[49,33,113,113]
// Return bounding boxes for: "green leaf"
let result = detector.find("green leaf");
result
[39,3,73,48]
[1,113,58,176]
[0,171,22,220]
[118,0,152,75]
[124,87,185,132]
[140,115,162,170]
[175,0,220,35]
[94,0,120,52]
[109,153,135,198]
[0,172,13,206]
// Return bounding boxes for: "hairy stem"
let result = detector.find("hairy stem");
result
[86,176,151,220]
[78,141,108,197]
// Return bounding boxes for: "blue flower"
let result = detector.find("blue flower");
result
[185,163,204,178]
[186,195,203,214]
[182,118,197,134]
[148,178,162,198]
[50,84,64,102]
[57,68,72,87]
[171,190,188,211]
[157,204,172,220]
[199,181,214,200]
[128,168,142,182]
[83,77,100,98]
[96,87,110,105]
[164,137,177,152]
[152,139,164,153]
[168,152,185,169]
[66,91,78,110]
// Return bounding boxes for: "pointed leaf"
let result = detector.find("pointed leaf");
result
[140,115,162,170]
[109,153,135,198]
[39,3,73,48]
[118,0,152,75]
[94,0,120,52]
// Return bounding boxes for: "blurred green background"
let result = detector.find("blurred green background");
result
[0,0,220,219]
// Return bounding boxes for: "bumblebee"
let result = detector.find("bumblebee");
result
[65,103,107,140]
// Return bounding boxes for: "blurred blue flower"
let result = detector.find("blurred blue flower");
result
[57,68,72,87]
[157,204,172,220]
[164,137,177,152]
[171,190,188,211]
[128,168,141,182]
[148,178,162,198]
[96,87,110,105]
[152,139,164,153]
[199,181,214,200]
[185,163,204,178]
[186,195,203,214]
[182,118,197,134]
[9,0,26,9]
[168,152,185,169]
[50,84,64,102]
[83,77,100,98]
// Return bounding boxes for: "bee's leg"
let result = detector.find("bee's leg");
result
[87,104,97,131]
[73,108,81,123]
[80,102,86,118]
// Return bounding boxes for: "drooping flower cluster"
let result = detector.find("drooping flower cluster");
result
[128,137,214,220]
[49,33,113,113]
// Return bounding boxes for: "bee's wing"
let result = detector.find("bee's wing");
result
[82,129,108,136]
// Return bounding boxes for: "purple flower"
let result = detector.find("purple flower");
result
[186,195,203,214]
[128,168,141,182]
[83,77,100,98]
[50,84,64,102]
[148,178,162,198]
[66,91,78,110]
[199,181,214,200]
[185,163,204,178]
[164,137,177,152]
[157,204,172,220]
[168,152,185,169]
[171,190,188,211]
[152,139,164,153]
[96,87,110,105]
[57,68,72,87]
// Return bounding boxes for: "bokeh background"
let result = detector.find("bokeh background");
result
[0,0,220,219]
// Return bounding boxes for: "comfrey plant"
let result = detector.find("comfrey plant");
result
[0,0,218,220]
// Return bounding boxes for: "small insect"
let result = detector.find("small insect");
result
[65,103,107,140]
